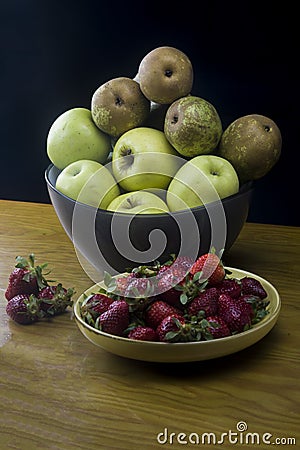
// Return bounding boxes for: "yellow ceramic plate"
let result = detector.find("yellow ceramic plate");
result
[74,267,281,363]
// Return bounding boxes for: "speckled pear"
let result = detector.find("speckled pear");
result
[218,114,282,183]
[91,77,150,138]
[164,96,223,157]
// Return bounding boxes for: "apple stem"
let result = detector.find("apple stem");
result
[126,198,134,208]
[121,148,132,157]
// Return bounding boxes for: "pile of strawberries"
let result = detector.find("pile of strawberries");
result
[80,252,270,342]
[4,254,74,324]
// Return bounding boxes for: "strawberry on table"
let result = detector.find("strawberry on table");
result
[5,254,49,301]
[38,283,74,316]
[6,294,44,325]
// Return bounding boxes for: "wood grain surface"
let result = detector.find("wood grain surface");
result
[0,200,299,450]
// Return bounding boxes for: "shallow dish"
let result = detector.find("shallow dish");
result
[73,267,281,363]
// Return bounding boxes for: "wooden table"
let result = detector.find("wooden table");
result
[0,199,299,450]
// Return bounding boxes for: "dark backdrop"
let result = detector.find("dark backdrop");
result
[0,1,298,225]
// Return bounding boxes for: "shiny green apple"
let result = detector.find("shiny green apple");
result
[112,127,181,192]
[167,155,239,211]
[107,190,169,214]
[55,159,120,209]
[47,108,111,170]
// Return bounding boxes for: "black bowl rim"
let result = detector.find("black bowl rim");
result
[45,163,253,218]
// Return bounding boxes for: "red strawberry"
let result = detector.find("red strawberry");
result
[114,272,137,296]
[236,295,256,320]
[156,314,186,342]
[81,293,114,321]
[170,256,194,277]
[216,278,241,298]
[38,283,74,315]
[158,256,193,284]
[5,254,48,301]
[104,270,143,297]
[6,294,44,325]
[157,274,185,308]
[202,316,231,339]
[98,300,129,336]
[190,252,225,285]
[187,287,219,318]
[217,294,251,333]
[128,326,158,341]
[5,268,38,301]
[145,300,183,329]
[240,277,267,299]
[157,258,201,308]
[156,264,170,279]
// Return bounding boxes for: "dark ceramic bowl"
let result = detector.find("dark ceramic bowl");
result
[45,163,253,275]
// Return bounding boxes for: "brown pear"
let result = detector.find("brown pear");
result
[218,114,282,183]
[91,77,150,138]
[138,46,193,104]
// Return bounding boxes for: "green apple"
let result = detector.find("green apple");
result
[112,127,182,192]
[47,108,111,170]
[55,159,120,209]
[107,191,169,214]
[167,155,239,211]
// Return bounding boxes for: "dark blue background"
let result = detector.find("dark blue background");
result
[0,1,297,225]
